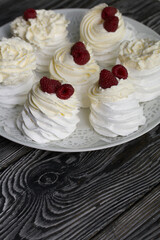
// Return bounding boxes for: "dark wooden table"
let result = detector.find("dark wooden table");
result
[0,0,160,239]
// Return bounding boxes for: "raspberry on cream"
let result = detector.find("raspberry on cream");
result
[118,39,160,102]
[23,8,37,20]
[80,3,134,68]
[71,42,90,65]
[99,69,118,89]
[101,6,117,19]
[11,9,70,72]
[103,16,119,32]
[49,42,100,108]
[40,77,61,94]
[0,37,36,108]
[112,64,128,79]
[88,67,146,137]
[17,78,80,143]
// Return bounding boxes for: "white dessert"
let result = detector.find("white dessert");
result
[88,78,146,137]
[80,3,134,68]
[49,43,100,108]
[11,9,70,72]
[118,39,160,102]
[0,37,36,108]
[17,81,80,143]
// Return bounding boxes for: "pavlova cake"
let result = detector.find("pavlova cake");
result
[118,39,160,102]
[11,8,70,72]
[88,64,146,137]
[80,3,134,68]
[17,76,80,143]
[0,37,36,108]
[49,41,100,108]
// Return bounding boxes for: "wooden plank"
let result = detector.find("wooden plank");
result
[0,126,159,239]
[0,0,116,26]
[91,185,160,240]
[0,0,159,29]
[0,137,32,170]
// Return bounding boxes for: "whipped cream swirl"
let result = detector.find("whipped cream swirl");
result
[11,10,70,72]
[17,82,80,143]
[80,3,134,68]
[118,39,160,101]
[119,39,160,70]
[0,37,36,85]
[49,43,100,108]
[0,37,36,107]
[88,80,146,137]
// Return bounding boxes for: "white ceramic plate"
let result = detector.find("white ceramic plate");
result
[0,9,160,152]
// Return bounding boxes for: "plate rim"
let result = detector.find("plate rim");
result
[0,8,159,152]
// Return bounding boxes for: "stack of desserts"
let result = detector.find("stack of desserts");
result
[0,3,158,143]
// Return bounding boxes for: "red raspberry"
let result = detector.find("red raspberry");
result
[40,77,61,94]
[56,84,74,100]
[71,48,90,65]
[99,69,118,89]
[103,16,119,32]
[23,8,37,21]
[71,41,86,55]
[101,7,117,20]
[112,64,128,79]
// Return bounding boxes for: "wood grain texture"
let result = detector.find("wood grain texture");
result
[0,0,159,32]
[0,137,32,170]
[0,0,159,239]
[92,185,160,240]
[0,126,160,240]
